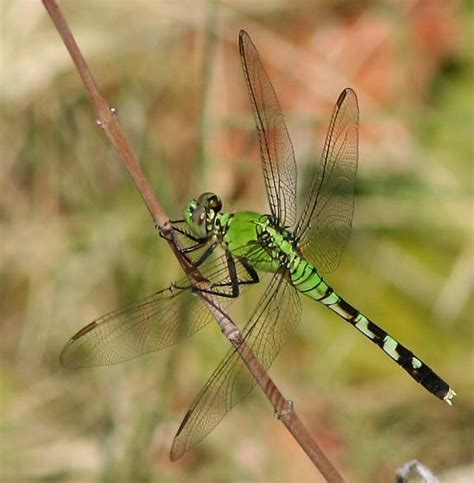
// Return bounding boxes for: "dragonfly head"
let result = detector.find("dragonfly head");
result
[184,192,223,239]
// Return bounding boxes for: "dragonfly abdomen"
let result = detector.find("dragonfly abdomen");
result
[292,259,455,405]
[290,259,327,298]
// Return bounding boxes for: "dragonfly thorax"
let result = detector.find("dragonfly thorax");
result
[255,216,300,272]
[184,192,223,239]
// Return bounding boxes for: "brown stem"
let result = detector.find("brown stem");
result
[41,1,344,481]
[42,0,164,228]
[236,341,344,482]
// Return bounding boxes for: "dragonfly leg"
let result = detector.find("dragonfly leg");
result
[239,257,259,286]
[195,251,260,298]
[169,220,203,243]
[169,220,217,264]
[192,242,219,267]
[180,240,208,254]
[225,249,240,297]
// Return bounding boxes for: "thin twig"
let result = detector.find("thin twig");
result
[41,1,344,481]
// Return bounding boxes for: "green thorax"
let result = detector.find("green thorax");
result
[216,210,329,301]
[216,211,300,274]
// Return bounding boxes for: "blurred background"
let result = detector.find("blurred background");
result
[1,1,472,482]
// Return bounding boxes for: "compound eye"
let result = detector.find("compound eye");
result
[209,195,222,212]
[197,192,222,212]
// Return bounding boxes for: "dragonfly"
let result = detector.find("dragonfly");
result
[60,30,455,461]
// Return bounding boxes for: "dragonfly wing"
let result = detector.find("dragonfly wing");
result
[239,30,298,228]
[60,251,258,369]
[170,273,302,460]
[295,88,359,273]
[60,283,209,369]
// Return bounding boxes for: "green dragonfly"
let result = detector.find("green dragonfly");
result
[61,30,455,461]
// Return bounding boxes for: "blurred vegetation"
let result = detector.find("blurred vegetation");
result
[1,1,472,482]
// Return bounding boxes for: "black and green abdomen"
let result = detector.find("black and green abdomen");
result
[291,258,453,403]
[290,259,334,301]
[220,211,454,404]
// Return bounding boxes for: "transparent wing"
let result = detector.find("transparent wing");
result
[60,283,207,368]
[239,30,298,228]
[295,88,359,273]
[170,273,302,460]
[60,252,259,369]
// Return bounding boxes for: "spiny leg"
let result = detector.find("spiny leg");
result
[169,219,220,267]
[195,251,260,298]
[191,242,219,267]
[168,220,202,242]
[169,219,206,249]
